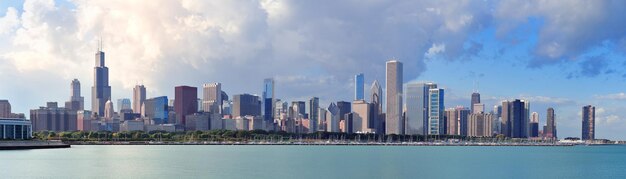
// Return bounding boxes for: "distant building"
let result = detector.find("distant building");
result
[104,100,115,120]
[355,73,364,100]
[202,83,222,114]
[327,103,340,132]
[120,120,144,132]
[143,96,169,124]
[117,98,131,112]
[582,105,595,141]
[428,88,445,135]
[292,101,306,118]
[232,94,261,118]
[468,112,493,137]
[0,100,11,118]
[385,60,403,135]
[132,85,146,114]
[65,79,84,111]
[404,82,436,135]
[262,78,275,122]
[445,108,457,135]
[501,99,529,138]
[472,103,484,114]
[456,107,471,136]
[308,97,319,132]
[370,80,383,134]
[337,101,351,123]
[352,100,374,133]
[544,107,557,139]
[174,86,198,126]
[0,118,32,139]
[471,92,480,113]
[92,48,111,117]
[530,112,539,137]
[30,102,77,132]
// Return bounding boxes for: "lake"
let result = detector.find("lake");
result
[1,145,625,178]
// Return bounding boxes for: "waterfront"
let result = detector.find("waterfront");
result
[1,145,626,178]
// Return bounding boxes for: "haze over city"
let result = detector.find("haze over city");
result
[1,0,626,140]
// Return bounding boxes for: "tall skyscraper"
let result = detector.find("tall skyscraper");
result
[0,100,11,118]
[65,79,84,111]
[132,85,146,114]
[263,78,275,122]
[202,83,222,113]
[355,73,364,100]
[352,100,374,133]
[468,112,493,137]
[308,97,319,132]
[428,88,445,135]
[232,94,261,117]
[92,48,111,116]
[385,60,403,135]
[544,107,557,139]
[143,96,169,124]
[175,86,198,126]
[501,99,529,138]
[370,80,383,133]
[457,106,471,136]
[530,112,539,137]
[405,82,436,135]
[327,103,340,132]
[445,108,457,135]
[337,101,351,123]
[104,100,115,120]
[582,105,595,141]
[117,98,131,112]
[471,92,480,113]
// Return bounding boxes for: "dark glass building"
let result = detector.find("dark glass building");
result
[175,86,198,126]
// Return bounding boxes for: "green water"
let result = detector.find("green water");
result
[1,145,625,178]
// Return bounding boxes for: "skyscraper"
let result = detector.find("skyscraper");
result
[471,92,480,113]
[355,73,364,100]
[582,105,595,141]
[327,103,340,132]
[530,112,539,137]
[65,79,84,111]
[352,100,374,133]
[202,83,222,113]
[175,86,198,126]
[544,107,557,139]
[117,98,131,112]
[263,78,275,122]
[501,99,529,138]
[405,82,436,135]
[104,100,115,120]
[0,100,11,118]
[370,80,383,133]
[428,88,445,135]
[308,97,319,132]
[468,112,493,137]
[132,85,146,114]
[232,94,262,117]
[143,96,169,124]
[385,60,403,135]
[457,106,471,136]
[445,108,457,135]
[337,101,351,122]
[92,48,111,116]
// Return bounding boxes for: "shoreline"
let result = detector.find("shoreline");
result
[64,141,577,146]
[0,141,71,150]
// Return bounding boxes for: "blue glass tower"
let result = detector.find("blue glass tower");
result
[263,78,275,122]
[144,96,169,124]
[355,73,364,100]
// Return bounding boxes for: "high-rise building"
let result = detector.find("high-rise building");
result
[104,100,115,120]
[232,94,261,117]
[370,80,383,134]
[308,97,319,132]
[582,105,595,141]
[405,82,436,135]
[468,112,493,137]
[471,92,480,113]
[30,102,77,132]
[352,100,374,133]
[327,103,340,132]
[92,48,111,116]
[132,85,146,114]
[472,103,485,114]
[143,96,169,124]
[337,101,351,122]
[292,101,307,118]
[355,73,364,100]
[445,108,457,135]
[428,88,445,135]
[202,83,222,113]
[530,112,539,137]
[493,105,502,134]
[263,78,275,122]
[174,86,198,126]
[501,99,529,138]
[544,107,557,139]
[385,60,403,135]
[65,79,84,111]
[117,98,131,112]
[0,100,11,118]
[457,107,471,136]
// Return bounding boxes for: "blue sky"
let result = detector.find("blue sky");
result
[1,0,626,140]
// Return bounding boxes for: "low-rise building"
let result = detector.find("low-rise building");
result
[0,118,32,139]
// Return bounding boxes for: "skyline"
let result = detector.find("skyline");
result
[1,0,626,140]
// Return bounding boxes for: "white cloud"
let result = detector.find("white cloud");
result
[0,7,20,35]
[594,93,626,100]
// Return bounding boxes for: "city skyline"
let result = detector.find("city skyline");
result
[1,1,626,140]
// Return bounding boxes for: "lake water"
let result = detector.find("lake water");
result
[1,145,626,178]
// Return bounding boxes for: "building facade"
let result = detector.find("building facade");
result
[202,83,222,114]
[92,49,111,117]
[30,102,77,132]
[232,94,261,118]
[544,107,557,139]
[132,85,146,114]
[0,118,32,139]
[582,105,595,141]
[355,73,364,100]
[174,86,198,126]
[263,78,275,122]
[385,60,403,135]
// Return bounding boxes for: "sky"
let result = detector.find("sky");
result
[1,0,626,140]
